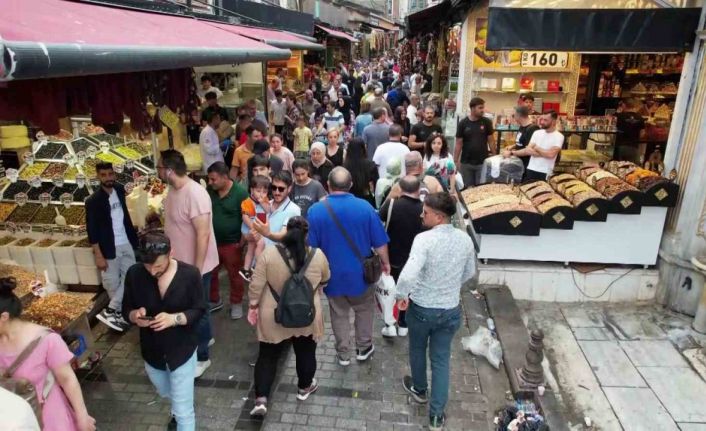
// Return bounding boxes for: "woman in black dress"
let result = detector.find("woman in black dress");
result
[325,129,345,167]
[343,137,379,207]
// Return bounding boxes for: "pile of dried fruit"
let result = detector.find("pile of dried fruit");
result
[0,263,38,298]
[5,203,40,223]
[0,203,18,221]
[35,143,66,159]
[76,237,91,247]
[50,184,78,201]
[96,152,124,164]
[23,292,95,331]
[19,163,49,180]
[36,238,58,248]
[57,240,76,247]
[63,166,80,180]
[13,238,36,247]
[0,236,17,246]
[61,206,86,225]
[70,138,97,154]
[43,162,68,178]
[31,205,62,224]
[114,146,142,160]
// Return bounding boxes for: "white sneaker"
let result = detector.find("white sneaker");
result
[208,338,215,347]
[96,308,126,332]
[194,360,211,378]
[230,303,243,320]
[397,327,409,337]
[336,354,351,367]
[381,325,398,337]
[249,399,267,416]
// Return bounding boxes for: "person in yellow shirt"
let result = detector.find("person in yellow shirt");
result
[292,117,313,160]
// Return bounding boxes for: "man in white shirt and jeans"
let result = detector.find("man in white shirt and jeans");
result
[372,124,410,179]
[506,110,564,181]
[199,111,224,174]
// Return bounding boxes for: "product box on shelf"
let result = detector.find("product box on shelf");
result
[642,181,679,207]
[8,237,37,267]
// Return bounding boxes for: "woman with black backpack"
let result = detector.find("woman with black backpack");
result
[246,217,330,417]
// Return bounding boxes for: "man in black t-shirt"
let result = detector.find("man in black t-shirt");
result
[505,106,539,173]
[454,97,495,187]
[201,91,229,125]
[408,106,443,151]
[615,98,645,163]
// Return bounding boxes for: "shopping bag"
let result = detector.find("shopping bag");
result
[374,274,399,326]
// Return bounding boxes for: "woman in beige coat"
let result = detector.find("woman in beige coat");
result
[247,216,330,417]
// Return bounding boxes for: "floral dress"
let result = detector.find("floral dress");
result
[424,155,457,190]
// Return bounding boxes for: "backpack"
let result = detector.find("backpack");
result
[0,330,55,428]
[269,246,318,328]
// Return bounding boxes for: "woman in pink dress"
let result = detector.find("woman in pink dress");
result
[0,277,96,431]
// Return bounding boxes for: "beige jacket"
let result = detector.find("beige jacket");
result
[249,246,330,344]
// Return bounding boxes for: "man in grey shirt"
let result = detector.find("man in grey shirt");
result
[291,159,327,217]
[362,108,390,161]
[395,192,477,431]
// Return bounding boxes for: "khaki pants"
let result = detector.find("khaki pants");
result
[327,286,375,359]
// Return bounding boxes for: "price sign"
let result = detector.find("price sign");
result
[87,147,97,159]
[521,51,569,69]
[52,175,64,188]
[114,163,125,174]
[125,159,135,170]
[6,168,18,183]
[23,152,35,166]
[14,193,27,207]
[63,153,76,166]
[76,151,87,165]
[39,193,51,207]
[75,174,86,189]
[99,141,110,154]
[60,193,73,208]
[29,176,41,188]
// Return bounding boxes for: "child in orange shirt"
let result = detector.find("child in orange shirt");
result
[239,175,271,281]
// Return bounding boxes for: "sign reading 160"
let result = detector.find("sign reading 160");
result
[521,51,568,68]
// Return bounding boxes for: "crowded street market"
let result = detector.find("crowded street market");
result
[1,0,706,430]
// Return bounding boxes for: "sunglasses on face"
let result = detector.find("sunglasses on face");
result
[271,185,287,193]
[140,242,170,254]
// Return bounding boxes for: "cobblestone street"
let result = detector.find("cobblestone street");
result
[79,276,499,431]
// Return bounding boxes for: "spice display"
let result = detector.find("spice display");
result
[14,238,36,247]
[62,206,86,225]
[96,152,124,164]
[64,166,80,180]
[114,146,142,160]
[72,187,90,203]
[36,238,58,248]
[19,163,49,180]
[127,142,150,156]
[0,236,17,246]
[50,184,78,201]
[27,183,55,200]
[58,240,76,247]
[3,181,31,197]
[23,292,95,331]
[0,263,37,298]
[91,133,124,146]
[76,237,91,247]
[34,143,66,159]
[6,203,40,223]
[70,138,97,154]
[83,159,97,177]
[0,203,18,221]
[31,205,62,224]
[43,162,68,178]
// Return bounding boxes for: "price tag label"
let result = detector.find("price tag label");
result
[100,141,110,154]
[6,168,18,183]
[89,178,100,188]
[586,204,598,216]
[521,51,569,69]
[29,176,41,188]
[23,152,35,166]
[620,196,633,209]
[76,151,87,165]
[14,193,28,207]
[39,193,51,207]
[509,216,523,228]
[655,188,668,201]
[63,153,76,166]
[86,147,97,159]
[18,222,31,233]
[552,212,566,224]
[126,159,135,170]
[52,175,64,188]
[75,174,86,189]
[114,163,125,174]
[60,193,73,208]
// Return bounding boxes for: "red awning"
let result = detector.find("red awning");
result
[0,0,291,81]
[315,25,359,43]
[208,23,323,51]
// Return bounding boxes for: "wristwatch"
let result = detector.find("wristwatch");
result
[174,314,183,326]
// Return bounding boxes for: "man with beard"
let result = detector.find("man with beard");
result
[123,231,207,431]
[408,106,442,151]
[86,162,138,332]
[507,110,564,181]
[158,150,219,378]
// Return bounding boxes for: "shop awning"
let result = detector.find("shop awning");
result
[208,23,324,51]
[315,25,359,43]
[405,0,474,37]
[487,5,702,52]
[0,0,291,81]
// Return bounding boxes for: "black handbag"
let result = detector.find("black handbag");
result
[323,200,382,284]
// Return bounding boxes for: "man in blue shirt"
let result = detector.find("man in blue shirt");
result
[307,167,391,366]
[354,102,373,138]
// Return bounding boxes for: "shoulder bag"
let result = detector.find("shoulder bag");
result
[323,200,382,284]
[384,199,395,232]
[0,330,55,427]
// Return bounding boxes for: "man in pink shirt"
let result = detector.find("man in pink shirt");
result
[158,150,219,378]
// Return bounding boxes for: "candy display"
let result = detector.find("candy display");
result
[64,166,80,180]
[50,184,78,201]
[26,183,55,200]
[3,181,31,197]
[31,205,63,224]
[96,152,124,164]
[43,162,68,178]
[6,203,40,223]
[19,163,49,180]
[0,203,18,221]
[23,292,95,331]
[70,138,97,154]
[114,146,142,160]
[35,142,68,159]
[90,133,124,146]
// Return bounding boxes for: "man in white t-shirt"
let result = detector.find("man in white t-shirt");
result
[373,124,410,179]
[199,111,225,174]
[407,94,420,126]
[507,110,563,181]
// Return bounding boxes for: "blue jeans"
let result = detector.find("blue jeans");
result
[197,273,212,361]
[407,302,462,417]
[145,351,197,431]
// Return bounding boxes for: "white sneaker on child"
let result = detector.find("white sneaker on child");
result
[381,325,398,337]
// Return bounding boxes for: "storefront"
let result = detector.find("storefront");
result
[0,0,290,343]
[314,24,359,69]
[450,1,703,303]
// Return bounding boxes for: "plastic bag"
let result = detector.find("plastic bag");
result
[480,155,525,185]
[374,274,399,326]
[462,325,503,369]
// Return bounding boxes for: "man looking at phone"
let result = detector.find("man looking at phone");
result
[123,231,207,431]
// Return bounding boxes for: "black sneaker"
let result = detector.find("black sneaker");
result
[355,345,375,362]
[429,414,445,431]
[209,300,224,313]
[167,415,177,431]
[238,268,253,282]
[96,307,126,332]
[402,375,428,403]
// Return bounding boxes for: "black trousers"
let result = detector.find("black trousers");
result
[391,265,407,328]
[525,169,548,182]
[254,335,316,398]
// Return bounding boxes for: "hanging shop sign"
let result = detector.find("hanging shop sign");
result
[520,51,569,69]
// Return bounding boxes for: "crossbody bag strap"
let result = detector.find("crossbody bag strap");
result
[323,200,365,263]
[385,199,395,233]
[5,330,52,378]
